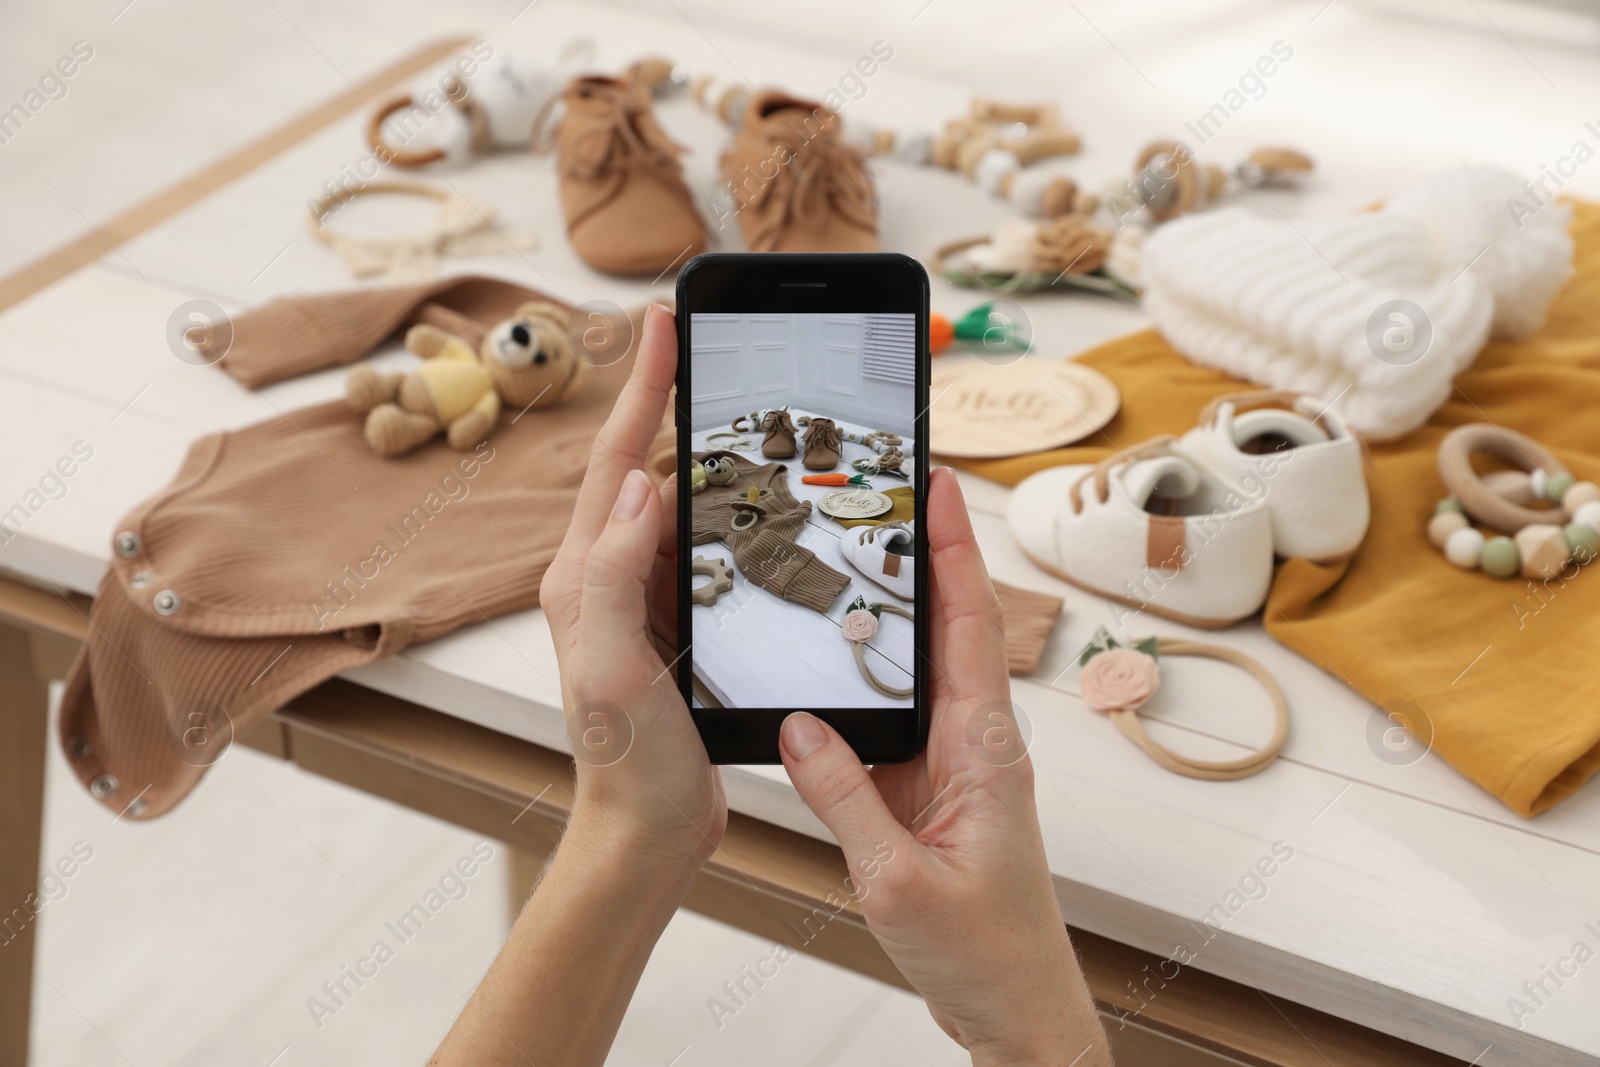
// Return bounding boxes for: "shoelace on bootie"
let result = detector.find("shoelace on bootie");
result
[740,117,876,250]
[857,521,910,547]
[762,408,795,438]
[805,418,842,456]
[536,80,696,220]
[1068,436,1177,513]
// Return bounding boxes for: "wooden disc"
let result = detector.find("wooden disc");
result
[818,489,893,519]
[930,358,1121,458]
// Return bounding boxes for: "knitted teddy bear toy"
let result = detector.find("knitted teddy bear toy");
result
[346,301,585,456]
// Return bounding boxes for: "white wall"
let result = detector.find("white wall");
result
[689,313,915,435]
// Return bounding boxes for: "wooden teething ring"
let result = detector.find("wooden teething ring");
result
[368,96,447,167]
[1438,424,1570,535]
[366,77,486,168]
[691,556,734,607]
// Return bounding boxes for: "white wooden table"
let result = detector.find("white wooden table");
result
[3,4,1599,1064]
[689,410,916,709]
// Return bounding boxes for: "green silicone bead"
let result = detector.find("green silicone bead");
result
[1546,472,1576,504]
[1434,497,1463,516]
[1564,522,1599,561]
[1480,536,1520,579]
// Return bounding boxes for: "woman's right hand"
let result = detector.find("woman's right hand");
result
[780,468,1111,1066]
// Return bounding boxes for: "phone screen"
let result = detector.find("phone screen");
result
[676,253,928,762]
[686,309,920,711]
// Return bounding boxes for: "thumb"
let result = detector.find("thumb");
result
[780,713,915,870]
[577,468,660,650]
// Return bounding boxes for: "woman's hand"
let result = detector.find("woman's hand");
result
[781,468,1112,1067]
[539,303,726,870]
[434,305,721,1067]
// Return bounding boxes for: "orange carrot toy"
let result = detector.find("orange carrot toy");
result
[801,473,871,487]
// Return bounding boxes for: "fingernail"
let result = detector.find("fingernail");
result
[647,302,671,324]
[612,469,650,521]
[781,713,828,761]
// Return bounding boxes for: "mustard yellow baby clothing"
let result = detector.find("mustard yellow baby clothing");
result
[950,203,1600,817]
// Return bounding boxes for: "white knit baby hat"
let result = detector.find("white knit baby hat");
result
[1138,167,1573,440]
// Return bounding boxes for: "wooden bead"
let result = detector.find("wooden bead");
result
[1041,177,1086,218]
[1514,523,1570,581]
[1427,511,1468,548]
[1562,481,1600,512]
[1575,501,1600,531]
[1480,536,1520,579]
[1444,527,1484,569]
[1247,147,1314,174]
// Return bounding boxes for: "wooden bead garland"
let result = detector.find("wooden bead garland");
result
[1101,141,1314,225]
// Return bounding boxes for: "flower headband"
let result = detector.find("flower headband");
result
[1078,626,1288,781]
[842,596,913,699]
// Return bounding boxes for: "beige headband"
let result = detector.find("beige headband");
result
[1098,638,1289,781]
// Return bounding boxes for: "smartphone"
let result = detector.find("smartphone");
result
[675,253,930,763]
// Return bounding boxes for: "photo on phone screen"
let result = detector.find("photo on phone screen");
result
[685,310,919,711]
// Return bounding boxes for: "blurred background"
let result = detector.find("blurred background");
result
[6,0,1597,1063]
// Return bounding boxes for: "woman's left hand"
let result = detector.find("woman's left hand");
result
[539,303,726,869]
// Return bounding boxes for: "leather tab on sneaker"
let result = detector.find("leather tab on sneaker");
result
[1147,515,1187,571]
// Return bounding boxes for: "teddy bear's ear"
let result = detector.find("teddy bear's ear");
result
[513,301,570,328]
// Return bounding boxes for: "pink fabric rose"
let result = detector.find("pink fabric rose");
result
[842,609,878,643]
[1080,648,1160,712]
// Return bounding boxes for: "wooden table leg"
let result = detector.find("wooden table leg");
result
[0,621,76,1066]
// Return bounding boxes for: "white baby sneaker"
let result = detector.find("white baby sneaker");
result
[1180,391,1369,562]
[841,521,915,601]
[1007,440,1274,628]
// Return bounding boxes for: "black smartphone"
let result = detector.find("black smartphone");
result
[674,253,930,764]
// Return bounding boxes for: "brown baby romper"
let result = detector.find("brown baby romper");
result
[60,278,665,820]
[691,450,850,613]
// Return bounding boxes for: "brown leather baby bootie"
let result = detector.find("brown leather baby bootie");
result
[802,417,842,470]
[761,407,797,458]
[721,91,879,253]
[550,75,707,276]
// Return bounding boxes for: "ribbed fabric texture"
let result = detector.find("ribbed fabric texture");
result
[992,580,1063,677]
[691,452,850,613]
[61,280,663,819]
[204,275,557,388]
[1139,167,1573,441]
